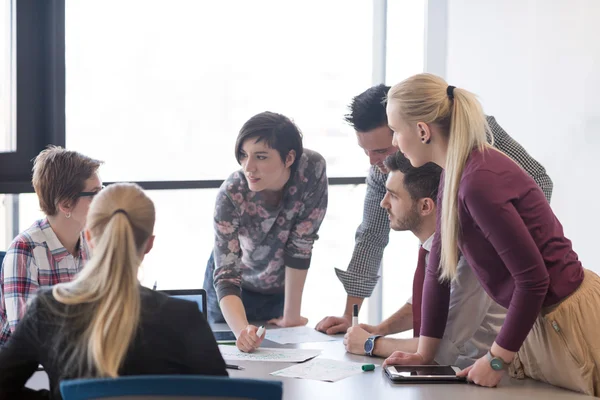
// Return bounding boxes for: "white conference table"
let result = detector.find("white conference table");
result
[26,323,592,399]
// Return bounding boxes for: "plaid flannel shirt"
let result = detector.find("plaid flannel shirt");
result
[335,115,554,298]
[0,219,89,346]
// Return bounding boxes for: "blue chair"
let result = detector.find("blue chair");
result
[60,375,283,400]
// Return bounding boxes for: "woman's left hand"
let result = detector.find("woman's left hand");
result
[268,315,309,327]
[457,355,505,387]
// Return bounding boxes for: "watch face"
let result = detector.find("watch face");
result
[364,339,374,354]
[490,359,503,371]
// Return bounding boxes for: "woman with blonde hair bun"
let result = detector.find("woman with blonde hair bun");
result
[0,183,227,400]
[383,73,600,395]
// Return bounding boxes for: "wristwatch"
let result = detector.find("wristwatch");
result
[486,350,509,371]
[364,335,382,357]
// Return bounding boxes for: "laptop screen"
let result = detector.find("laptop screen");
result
[159,289,207,319]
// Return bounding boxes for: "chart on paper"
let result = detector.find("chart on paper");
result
[218,345,321,363]
[265,326,341,344]
[271,358,366,382]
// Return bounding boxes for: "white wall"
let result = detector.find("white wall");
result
[443,0,600,272]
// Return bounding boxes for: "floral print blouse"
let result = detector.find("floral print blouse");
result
[212,149,328,300]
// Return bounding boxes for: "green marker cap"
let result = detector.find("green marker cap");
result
[362,364,375,371]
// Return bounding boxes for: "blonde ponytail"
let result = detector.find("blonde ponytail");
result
[52,183,155,377]
[387,74,489,281]
[439,88,488,280]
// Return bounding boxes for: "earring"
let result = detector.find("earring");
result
[426,138,431,144]
[65,212,71,219]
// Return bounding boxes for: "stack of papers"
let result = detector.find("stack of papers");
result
[218,345,321,363]
[265,326,341,344]
[271,358,368,382]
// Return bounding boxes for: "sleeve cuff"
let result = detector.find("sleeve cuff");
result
[495,331,520,353]
[216,284,242,302]
[284,254,311,270]
[334,268,380,298]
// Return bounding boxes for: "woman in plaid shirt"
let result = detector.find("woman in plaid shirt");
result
[0,146,103,346]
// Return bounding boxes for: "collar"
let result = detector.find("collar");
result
[39,218,87,262]
[421,233,435,252]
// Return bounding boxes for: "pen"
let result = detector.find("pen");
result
[152,281,157,290]
[226,364,245,370]
[352,304,359,326]
[257,325,266,337]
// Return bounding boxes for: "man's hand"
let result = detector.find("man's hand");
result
[343,326,372,355]
[315,315,351,335]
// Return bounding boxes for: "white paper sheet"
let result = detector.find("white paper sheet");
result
[218,345,321,363]
[270,358,368,382]
[264,326,341,344]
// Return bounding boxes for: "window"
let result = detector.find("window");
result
[386,0,426,85]
[0,0,15,153]
[2,1,428,325]
[65,0,374,181]
[16,185,368,322]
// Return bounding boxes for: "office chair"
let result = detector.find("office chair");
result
[60,375,283,400]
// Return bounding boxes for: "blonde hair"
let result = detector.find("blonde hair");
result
[387,74,489,280]
[52,182,155,377]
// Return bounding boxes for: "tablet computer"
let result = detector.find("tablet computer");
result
[384,365,466,383]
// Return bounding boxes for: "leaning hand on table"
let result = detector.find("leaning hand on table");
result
[456,355,503,387]
[267,315,308,328]
[315,315,351,334]
[236,325,265,353]
[383,351,426,367]
[343,326,371,355]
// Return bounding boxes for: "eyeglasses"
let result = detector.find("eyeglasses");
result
[78,185,105,198]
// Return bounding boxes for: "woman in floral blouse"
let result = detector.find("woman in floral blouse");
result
[203,111,328,352]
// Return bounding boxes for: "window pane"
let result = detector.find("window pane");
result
[140,185,369,322]
[18,193,44,232]
[16,185,373,322]
[65,0,373,181]
[382,230,419,338]
[386,0,425,85]
[0,194,15,248]
[0,0,15,153]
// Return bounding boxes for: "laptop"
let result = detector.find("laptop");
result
[159,289,207,320]
[159,288,235,343]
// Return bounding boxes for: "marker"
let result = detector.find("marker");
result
[352,304,359,326]
[152,281,157,290]
[226,364,245,370]
[256,325,266,337]
[362,364,375,372]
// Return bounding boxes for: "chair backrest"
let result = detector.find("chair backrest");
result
[60,375,283,400]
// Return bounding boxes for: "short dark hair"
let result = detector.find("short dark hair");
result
[32,146,103,216]
[383,151,442,201]
[344,84,391,132]
[235,112,304,174]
